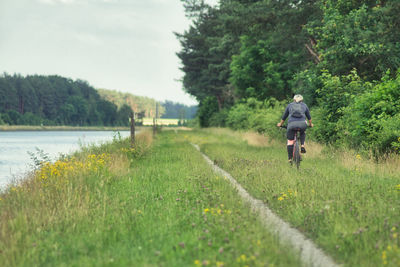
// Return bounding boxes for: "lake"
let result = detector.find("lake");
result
[0,131,130,188]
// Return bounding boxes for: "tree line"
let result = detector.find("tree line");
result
[161,100,197,120]
[0,74,133,126]
[98,90,197,120]
[0,74,198,127]
[177,0,400,154]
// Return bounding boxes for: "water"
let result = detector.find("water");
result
[0,131,130,188]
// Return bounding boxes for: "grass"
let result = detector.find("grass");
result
[0,129,301,266]
[184,128,400,267]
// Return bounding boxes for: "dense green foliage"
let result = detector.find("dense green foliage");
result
[0,75,198,127]
[177,0,400,154]
[97,89,164,118]
[0,74,132,126]
[161,100,197,119]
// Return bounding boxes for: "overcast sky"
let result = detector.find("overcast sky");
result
[0,0,217,105]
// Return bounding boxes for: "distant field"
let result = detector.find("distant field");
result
[142,118,180,126]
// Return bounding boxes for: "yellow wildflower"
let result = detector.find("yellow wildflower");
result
[356,154,361,160]
[194,260,201,266]
[204,208,210,213]
[278,196,284,201]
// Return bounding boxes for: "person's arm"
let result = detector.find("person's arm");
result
[304,105,313,127]
[277,119,285,127]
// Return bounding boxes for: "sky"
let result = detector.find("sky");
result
[0,0,216,105]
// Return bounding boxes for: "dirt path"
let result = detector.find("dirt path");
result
[192,143,339,267]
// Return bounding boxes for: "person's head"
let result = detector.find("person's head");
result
[293,94,303,103]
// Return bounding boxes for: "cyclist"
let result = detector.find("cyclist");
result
[277,94,313,163]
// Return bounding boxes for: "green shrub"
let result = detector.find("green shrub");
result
[197,96,219,127]
[209,108,229,127]
[225,97,285,138]
[226,100,256,130]
[339,70,400,153]
[313,70,369,144]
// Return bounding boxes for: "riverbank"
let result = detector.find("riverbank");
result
[0,125,133,131]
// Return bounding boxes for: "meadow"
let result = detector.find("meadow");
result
[184,128,400,267]
[0,129,301,266]
[1,128,398,266]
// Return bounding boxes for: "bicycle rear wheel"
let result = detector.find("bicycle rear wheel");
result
[293,138,301,169]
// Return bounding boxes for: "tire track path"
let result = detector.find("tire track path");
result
[192,143,339,267]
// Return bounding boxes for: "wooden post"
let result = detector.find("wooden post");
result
[130,112,135,147]
[153,117,156,136]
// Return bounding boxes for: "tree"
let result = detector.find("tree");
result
[97,99,117,126]
[305,1,400,80]
[116,104,133,126]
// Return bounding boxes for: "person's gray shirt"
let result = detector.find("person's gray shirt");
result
[281,102,311,123]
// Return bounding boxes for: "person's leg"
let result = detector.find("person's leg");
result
[300,130,306,146]
[287,139,294,161]
[300,129,306,153]
[286,125,295,161]
[296,122,307,153]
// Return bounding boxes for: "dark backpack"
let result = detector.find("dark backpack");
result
[290,103,304,118]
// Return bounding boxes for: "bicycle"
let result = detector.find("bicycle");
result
[280,125,302,169]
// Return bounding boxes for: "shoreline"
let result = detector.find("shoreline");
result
[0,125,136,131]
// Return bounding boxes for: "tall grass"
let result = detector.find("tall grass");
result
[0,130,301,266]
[185,128,400,267]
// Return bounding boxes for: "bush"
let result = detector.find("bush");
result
[198,97,219,127]
[209,108,229,127]
[313,70,369,144]
[4,110,22,125]
[17,112,43,125]
[225,97,285,138]
[0,114,5,125]
[339,70,400,153]
[226,100,255,130]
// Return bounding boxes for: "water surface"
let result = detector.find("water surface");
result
[0,131,129,188]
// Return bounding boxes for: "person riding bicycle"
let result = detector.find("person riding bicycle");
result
[277,94,313,163]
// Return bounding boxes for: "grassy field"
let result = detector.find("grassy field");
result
[184,128,400,267]
[1,128,398,266]
[142,118,180,126]
[0,130,301,266]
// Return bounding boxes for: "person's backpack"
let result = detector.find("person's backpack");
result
[290,103,304,118]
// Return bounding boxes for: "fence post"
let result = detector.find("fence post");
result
[153,117,156,136]
[130,112,135,147]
